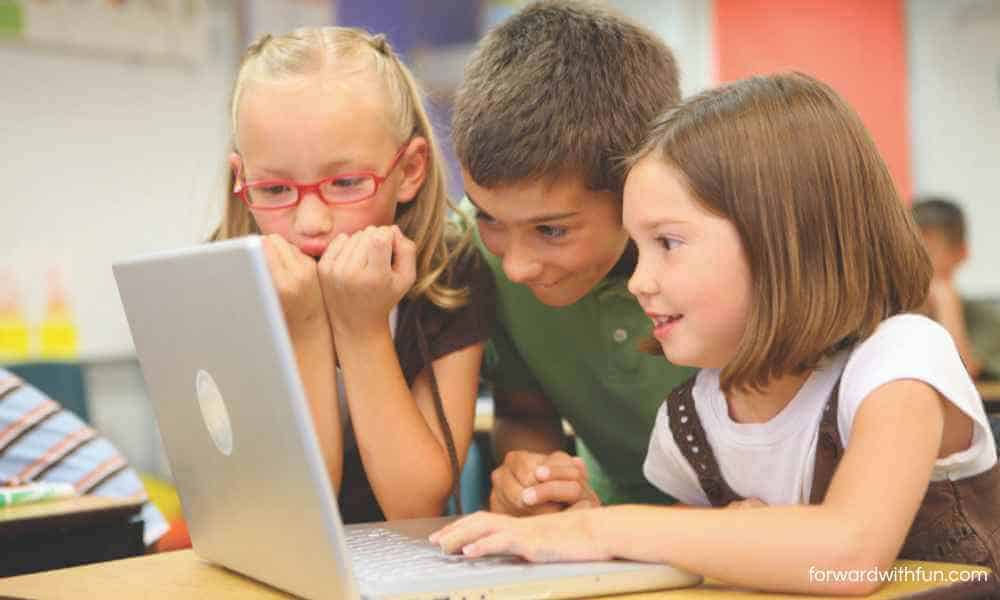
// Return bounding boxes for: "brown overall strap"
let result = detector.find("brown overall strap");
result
[668,375,744,507]
[809,380,843,504]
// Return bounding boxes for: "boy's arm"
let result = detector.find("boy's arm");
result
[484,319,565,458]
[490,388,567,515]
[492,389,565,459]
[483,300,598,514]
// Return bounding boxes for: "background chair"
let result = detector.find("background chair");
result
[5,361,89,421]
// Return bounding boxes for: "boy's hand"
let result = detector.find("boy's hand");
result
[318,225,417,336]
[489,451,601,516]
[429,509,611,563]
[261,234,328,336]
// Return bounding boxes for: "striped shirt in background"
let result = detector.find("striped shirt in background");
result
[0,369,168,546]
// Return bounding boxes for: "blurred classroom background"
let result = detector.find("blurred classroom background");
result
[1,0,998,502]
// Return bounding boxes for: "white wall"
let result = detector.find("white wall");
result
[1,3,239,359]
[0,0,333,475]
[3,0,995,361]
[907,0,1000,298]
[612,0,715,98]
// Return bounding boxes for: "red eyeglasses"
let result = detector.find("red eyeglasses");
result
[234,143,409,210]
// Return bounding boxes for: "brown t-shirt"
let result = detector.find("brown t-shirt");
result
[338,246,495,523]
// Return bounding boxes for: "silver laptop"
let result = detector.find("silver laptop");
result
[113,236,701,600]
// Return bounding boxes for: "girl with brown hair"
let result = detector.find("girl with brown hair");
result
[432,73,999,595]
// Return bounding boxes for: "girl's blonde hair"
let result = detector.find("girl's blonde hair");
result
[630,72,932,393]
[212,27,471,309]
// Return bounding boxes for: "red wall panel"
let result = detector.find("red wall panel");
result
[715,0,911,199]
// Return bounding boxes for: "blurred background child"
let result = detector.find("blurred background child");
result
[912,196,983,378]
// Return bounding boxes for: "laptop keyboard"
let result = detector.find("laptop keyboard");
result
[346,526,530,583]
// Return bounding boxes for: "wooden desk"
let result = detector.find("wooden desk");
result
[978,381,1000,413]
[0,495,145,577]
[976,381,1000,412]
[0,550,993,599]
[0,495,141,530]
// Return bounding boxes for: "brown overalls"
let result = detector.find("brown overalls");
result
[667,375,1000,573]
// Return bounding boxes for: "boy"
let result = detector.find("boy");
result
[453,0,692,515]
[912,196,984,378]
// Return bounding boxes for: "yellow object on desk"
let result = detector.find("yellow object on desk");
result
[0,551,993,599]
[38,268,79,359]
[0,308,30,360]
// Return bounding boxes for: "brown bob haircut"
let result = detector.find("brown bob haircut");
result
[631,72,932,392]
[452,0,679,195]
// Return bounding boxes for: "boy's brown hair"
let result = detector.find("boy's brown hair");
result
[912,196,967,248]
[631,73,932,392]
[452,0,679,195]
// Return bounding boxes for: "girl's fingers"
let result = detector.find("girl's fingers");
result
[261,237,282,277]
[391,225,417,280]
[328,230,361,277]
[462,531,517,559]
[428,512,470,543]
[319,233,349,272]
[430,513,503,554]
[326,233,350,260]
[262,235,290,274]
[340,228,371,272]
[367,227,394,274]
[429,517,477,551]
[264,235,308,297]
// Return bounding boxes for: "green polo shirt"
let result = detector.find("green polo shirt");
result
[471,225,695,505]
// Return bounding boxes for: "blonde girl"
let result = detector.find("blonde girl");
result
[431,73,1000,595]
[212,27,494,523]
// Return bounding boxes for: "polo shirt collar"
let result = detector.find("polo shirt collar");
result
[607,240,638,279]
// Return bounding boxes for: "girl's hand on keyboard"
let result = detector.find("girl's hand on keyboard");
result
[428,509,611,563]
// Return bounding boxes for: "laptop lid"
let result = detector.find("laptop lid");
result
[114,236,702,600]
[114,236,358,600]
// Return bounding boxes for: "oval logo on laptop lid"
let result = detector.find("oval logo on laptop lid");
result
[195,369,234,456]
